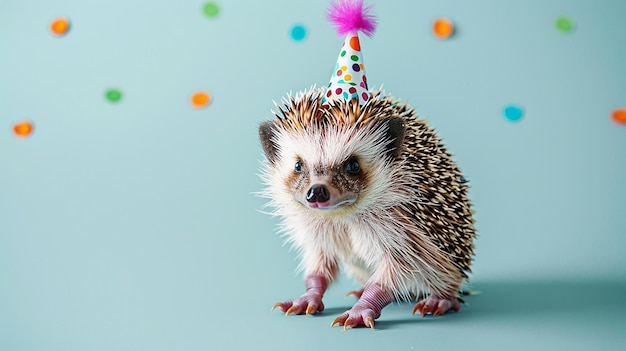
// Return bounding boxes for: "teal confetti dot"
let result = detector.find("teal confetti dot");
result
[503,105,524,122]
[105,89,122,103]
[203,2,220,18]
[290,24,306,41]
[555,16,575,33]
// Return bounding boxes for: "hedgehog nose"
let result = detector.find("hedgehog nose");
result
[306,184,330,203]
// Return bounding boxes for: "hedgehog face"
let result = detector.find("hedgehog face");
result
[260,117,405,217]
[289,154,365,211]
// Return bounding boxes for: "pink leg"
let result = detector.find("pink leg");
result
[272,274,328,316]
[412,295,460,317]
[331,283,392,330]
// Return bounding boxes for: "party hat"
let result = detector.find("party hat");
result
[321,0,377,108]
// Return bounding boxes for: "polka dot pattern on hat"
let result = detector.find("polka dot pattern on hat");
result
[321,0,377,109]
[322,32,370,106]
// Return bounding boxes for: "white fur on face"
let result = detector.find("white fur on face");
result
[268,122,408,214]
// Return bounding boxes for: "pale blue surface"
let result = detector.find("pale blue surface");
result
[1,0,625,350]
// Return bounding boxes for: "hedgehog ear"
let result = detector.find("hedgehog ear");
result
[384,117,406,159]
[259,121,279,164]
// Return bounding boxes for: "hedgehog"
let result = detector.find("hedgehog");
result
[257,0,475,330]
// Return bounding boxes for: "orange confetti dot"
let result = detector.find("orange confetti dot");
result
[50,17,71,36]
[612,108,626,125]
[13,121,34,137]
[191,91,211,108]
[433,17,455,39]
[349,36,361,51]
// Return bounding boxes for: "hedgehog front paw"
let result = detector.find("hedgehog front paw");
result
[332,283,392,330]
[271,292,325,316]
[331,303,379,330]
[412,295,461,317]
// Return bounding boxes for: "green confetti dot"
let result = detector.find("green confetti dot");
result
[203,2,220,18]
[555,16,575,33]
[105,89,122,103]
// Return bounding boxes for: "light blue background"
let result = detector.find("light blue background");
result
[1,0,625,350]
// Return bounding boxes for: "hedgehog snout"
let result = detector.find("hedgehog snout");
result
[295,176,358,212]
[306,184,331,203]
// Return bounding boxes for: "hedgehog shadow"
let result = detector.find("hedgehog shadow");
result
[328,280,626,330]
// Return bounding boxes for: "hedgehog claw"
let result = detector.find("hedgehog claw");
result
[412,301,425,315]
[433,306,445,317]
[331,314,348,328]
[345,289,364,298]
[285,305,298,316]
[305,304,318,316]
[365,316,375,330]
[271,302,286,313]
[343,317,357,331]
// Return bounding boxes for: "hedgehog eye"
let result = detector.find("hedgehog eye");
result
[345,158,361,174]
[294,161,303,173]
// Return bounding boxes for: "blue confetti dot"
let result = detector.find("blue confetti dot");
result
[290,24,306,41]
[503,105,524,122]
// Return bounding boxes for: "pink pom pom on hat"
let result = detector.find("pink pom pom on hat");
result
[321,0,377,108]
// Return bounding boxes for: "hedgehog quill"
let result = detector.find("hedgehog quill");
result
[258,0,476,330]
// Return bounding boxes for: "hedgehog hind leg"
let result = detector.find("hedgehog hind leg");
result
[412,295,461,317]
